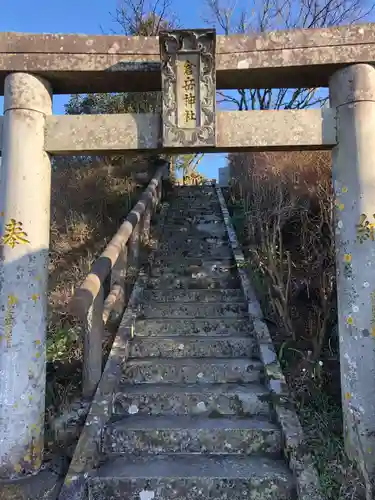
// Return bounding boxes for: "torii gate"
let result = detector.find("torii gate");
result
[0,25,375,488]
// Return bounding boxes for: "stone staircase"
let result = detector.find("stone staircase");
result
[84,185,299,499]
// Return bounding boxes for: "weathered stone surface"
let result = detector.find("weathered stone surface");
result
[159,29,216,149]
[150,258,235,273]
[161,225,227,238]
[330,64,375,492]
[157,232,229,244]
[162,227,228,237]
[217,109,336,151]
[88,455,294,500]
[169,200,222,208]
[40,109,336,155]
[128,335,257,358]
[168,205,222,213]
[156,238,230,253]
[45,114,160,154]
[155,243,233,259]
[121,358,264,385]
[148,259,239,285]
[112,382,271,417]
[155,248,234,260]
[0,468,62,500]
[103,415,282,455]
[140,302,247,319]
[0,72,52,479]
[167,214,223,224]
[147,274,241,289]
[141,288,243,302]
[4,24,375,95]
[133,318,252,337]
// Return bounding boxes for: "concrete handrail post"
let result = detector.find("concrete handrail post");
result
[330,63,375,494]
[153,182,159,211]
[111,244,128,289]
[108,244,128,319]
[156,179,162,208]
[82,285,104,399]
[129,220,141,268]
[0,73,52,479]
[142,198,152,245]
[125,220,141,300]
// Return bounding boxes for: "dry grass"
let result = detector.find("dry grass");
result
[45,155,154,456]
[227,151,365,500]
[229,151,335,360]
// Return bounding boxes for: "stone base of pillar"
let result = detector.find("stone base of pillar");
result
[0,467,62,500]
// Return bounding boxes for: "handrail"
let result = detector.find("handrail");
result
[69,160,169,398]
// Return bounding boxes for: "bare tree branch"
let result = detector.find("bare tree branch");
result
[110,0,177,35]
[204,0,375,111]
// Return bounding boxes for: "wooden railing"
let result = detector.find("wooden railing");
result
[69,160,169,398]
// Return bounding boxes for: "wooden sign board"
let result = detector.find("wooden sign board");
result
[159,29,216,149]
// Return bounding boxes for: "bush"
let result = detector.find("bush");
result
[227,151,365,499]
[229,151,335,367]
[45,155,150,446]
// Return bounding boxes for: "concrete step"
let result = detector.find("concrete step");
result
[168,199,220,205]
[139,302,247,319]
[158,236,228,247]
[155,247,233,260]
[171,197,218,202]
[161,225,227,238]
[169,202,222,209]
[168,202,220,209]
[128,336,257,358]
[171,194,219,200]
[151,257,235,269]
[141,289,243,302]
[174,186,216,192]
[89,454,295,500]
[167,214,223,224]
[173,186,216,192]
[103,415,282,455]
[149,261,238,279]
[167,209,223,218]
[134,318,251,337]
[157,238,229,248]
[121,358,263,385]
[153,246,234,259]
[150,260,237,276]
[146,275,241,290]
[157,237,230,249]
[112,382,271,417]
[155,246,231,259]
[163,221,226,231]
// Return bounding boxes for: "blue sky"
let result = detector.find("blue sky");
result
[0,0,227,179]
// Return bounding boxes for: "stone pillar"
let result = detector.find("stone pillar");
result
[0,73,52,478]
[330,64,375,490]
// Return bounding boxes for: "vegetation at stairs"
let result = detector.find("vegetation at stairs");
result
[225,150,365,500]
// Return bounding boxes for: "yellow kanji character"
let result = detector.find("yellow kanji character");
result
[2,219,30,248]
[184,109,196,123]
